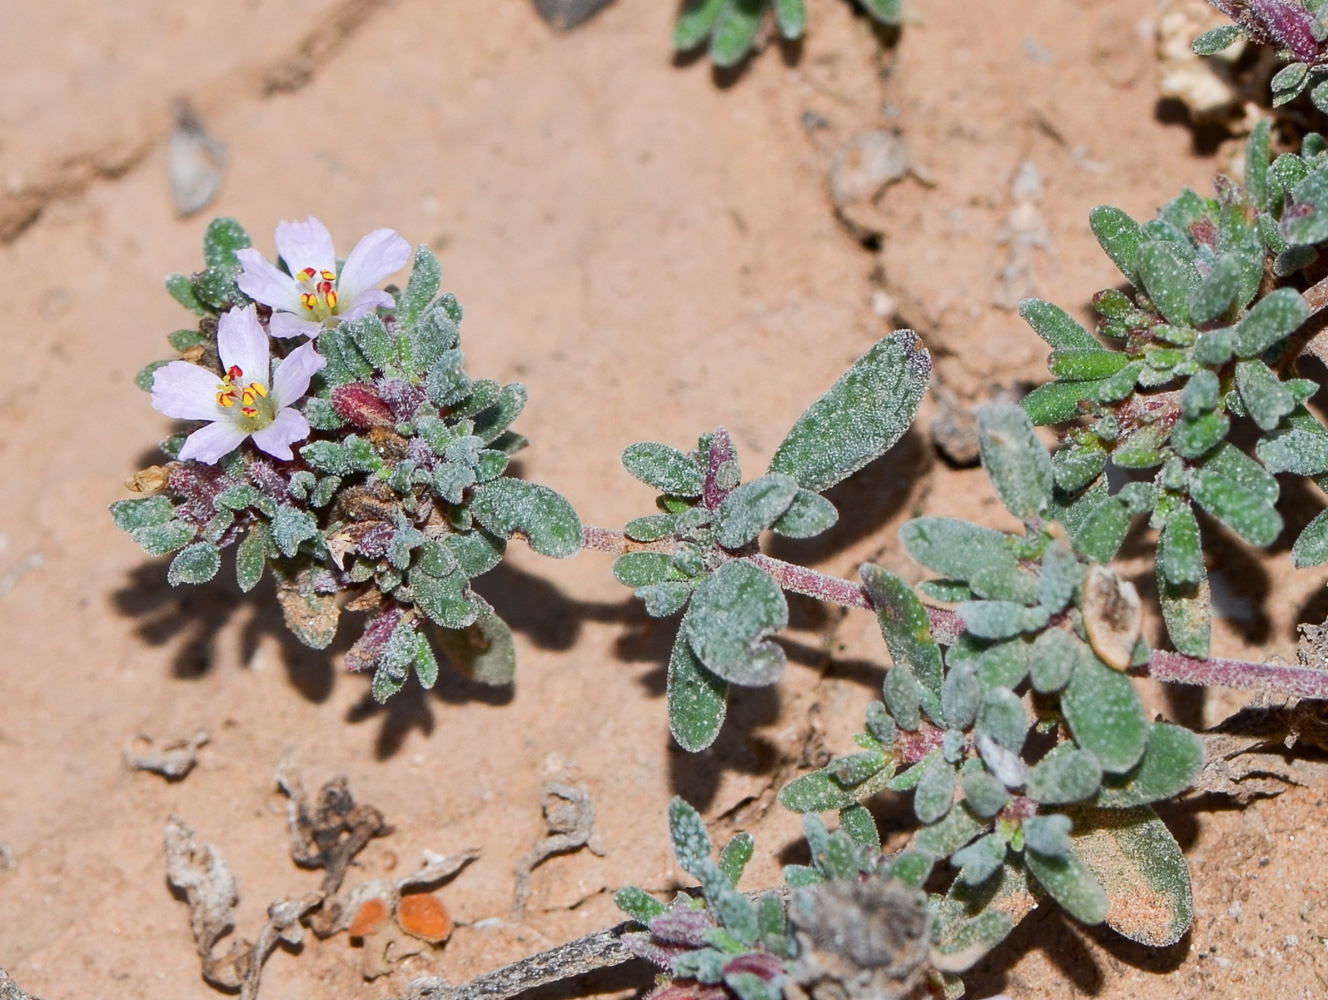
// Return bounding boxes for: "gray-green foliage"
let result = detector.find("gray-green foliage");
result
[1018,120,1328,656]
[1195,1,1328,112]
[674,0,902,68]
[116,219,582,701]
[778,408,1203,974]
[611,332,930,751]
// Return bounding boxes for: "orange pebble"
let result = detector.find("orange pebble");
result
[396,892,453,943]
[348,897,389,938]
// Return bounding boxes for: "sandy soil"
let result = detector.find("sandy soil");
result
[2,1,1327,998]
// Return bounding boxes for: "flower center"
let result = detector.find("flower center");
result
[295,267,340,321]
[216,365,276,431]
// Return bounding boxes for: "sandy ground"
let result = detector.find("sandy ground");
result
[2,0,1327,997]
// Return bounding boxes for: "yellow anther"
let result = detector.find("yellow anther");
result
[299,267,317,281]
[241,406,258,418]
[320,270,336,281]
[326,290,338,310]
[302,292,317,311]
[218,392,236,407]
[250,382,268,397]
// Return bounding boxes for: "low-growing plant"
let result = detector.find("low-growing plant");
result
[113,217,581,700]
[110,12,1328,1000]
[673,0,902,68]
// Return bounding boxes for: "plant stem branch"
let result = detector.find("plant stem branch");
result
[1147,649,1328,699]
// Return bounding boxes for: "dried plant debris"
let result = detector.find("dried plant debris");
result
[168,101,228,217]
[275,749,391,931]
[513,779,606,918]
[930,384,1024,467]
[402,921,637,1000]
[126,727,210,780]
[1193,692,1328,801]
[0,968,44,1000]
[165,815,323,1000]
[829,131,912,243]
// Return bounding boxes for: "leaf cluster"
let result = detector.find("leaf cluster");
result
[1196,0,1328,111]
[611,331,930,751]
[673,0,901,69]
[114,219,582,700]
[775,405,1202,971]
[1020,120,1328,657]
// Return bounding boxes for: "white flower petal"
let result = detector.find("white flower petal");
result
[217,306,271,386]
[235,249,303,313]
[151,361,225,420]
[275,217,337,276]
[271,342,327,407]
[251,408,311,462]
[270,312,324,339]
[337,229,410,304]
[178,420,248,464]
[337,291,394,323]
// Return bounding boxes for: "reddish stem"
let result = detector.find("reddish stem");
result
[1147,649,1328,699]
[703,427,737,510]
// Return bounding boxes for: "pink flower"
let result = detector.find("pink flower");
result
[235,216,411,338]
[152,305,326,464]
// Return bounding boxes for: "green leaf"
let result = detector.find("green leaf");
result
[771,489,838,538]
[1233,287,1311,357]
[1159,567,1211,658]
[1089,205,1142,282]
[1029,627,1086,694]
[1189,252,1246,323]
[614,886,667,926]
[883,663,922,730]
[710,0,767,68]
[958,601,1049,640]
[1071,494,1131,564]
[914,755,956,824]
[675,0,728,48]
[779,769,859,813]
[271,505,318,558]
[1094,723,1204,807]
[622,442,705,496]
[613,552,679,587]
[976,687,1029,751]
[1273,60,1311,98]
[1061,654,1148,774]
[1203,441,1278,501]
[1170,411,1229,459]
[167,542,221,585]
[1024,814,1073,858]
[472,384,529,445]
[668,628,728,751]
[469,479,583,558]
[165,273,208,316]
[668,797,713,878]
[624,514,678,542]
[1027,745,1103,805]
[636,582,692,618]
[858,0,902,23]
[443,529,506,578]
[1138,241,1198,326]
[235,523,271,593]
[899,517,1016,582]
[1188,466,1282,546]
[934,907,1014,970]
[135,358,173,392]
[977,404,1054,523]
[860,563,944,694]
[407,307,460,377]
[1022,380,1105,425]
[1038,541,1081,613]
[887,850,934,888]
[1018,299,1100,351]
[1294,508,1328,567]
[942,660,981,730]
[713,473,799,549]
[1283,166,1328,245]
[396,245,441,330]
[683,560,788,686]
[773,0,805,37]
[435,595,516,684]
[202,217,251,269]
[768,330,930,492]
[1025,846,1109,925]
[1048,350,1129,381]
[1257,424,1328,475]
[1245,117,1272,210]
[111,496,174,531]
[1191,23,1243,54]
[1158,502,1203,586]
[916,802,985,858]
[952,833,1006,887]
[961,770,1009,819]
[414,631,440,689]
[838,803,880,851]
[1069,805,1192,946]
[411,565,478,630]
[719,832,755,887]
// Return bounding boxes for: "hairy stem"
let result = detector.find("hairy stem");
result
[1147,649,1328,699]
[0,968,44,1000]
